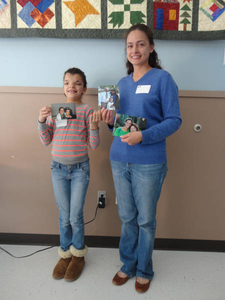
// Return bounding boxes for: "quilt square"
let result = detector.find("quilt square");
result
[0,0,11,28]
[153,0,193,32]
[199,0,225,31]
[62,0,101,29]
[17,0,55,28]
[107,0,147,29]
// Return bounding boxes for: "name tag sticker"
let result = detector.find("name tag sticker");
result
[135,85,151,94]
[56,119,67,127]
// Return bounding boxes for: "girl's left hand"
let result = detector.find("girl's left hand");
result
[121,132,142,145]
[90,110,102,130]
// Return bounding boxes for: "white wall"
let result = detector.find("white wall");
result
[0,38,224,91]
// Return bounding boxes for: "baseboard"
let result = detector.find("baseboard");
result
[154,238,225,252]
[0,233,224,252]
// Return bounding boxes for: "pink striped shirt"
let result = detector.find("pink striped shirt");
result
[38,103,100,165]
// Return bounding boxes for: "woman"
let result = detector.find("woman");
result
[65,107,72,119]
[101,24,182,293]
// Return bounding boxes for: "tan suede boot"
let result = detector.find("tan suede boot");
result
[64,245,88,282]
[52,247,72,280]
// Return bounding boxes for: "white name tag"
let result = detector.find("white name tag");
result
[135,85,151,94]
[56,119,67,127]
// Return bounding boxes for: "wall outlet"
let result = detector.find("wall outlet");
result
[98,191,106,208]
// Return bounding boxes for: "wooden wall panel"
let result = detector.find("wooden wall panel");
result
[157,91,225,240]
[0,87,225,241]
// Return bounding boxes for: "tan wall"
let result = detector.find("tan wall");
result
[1,87,225,241]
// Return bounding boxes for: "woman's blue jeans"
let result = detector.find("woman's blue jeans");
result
[51,159,90,252]
[110,160,167,280]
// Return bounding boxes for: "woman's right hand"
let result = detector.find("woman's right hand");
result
[39,106,51,123]
[100,107,114,126]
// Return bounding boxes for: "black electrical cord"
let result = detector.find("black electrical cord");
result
[0,203,99,259]
[84,203,99,225]
[0,245,56,259]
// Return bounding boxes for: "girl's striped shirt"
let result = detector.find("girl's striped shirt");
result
[38,103,100,165]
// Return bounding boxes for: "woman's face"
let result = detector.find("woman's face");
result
[65,109,70,116]
[125,120,132,129]
[126,29,154,69]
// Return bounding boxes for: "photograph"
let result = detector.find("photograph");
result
[113,113,147,137]
[98,85,120,110]
[51,103,76,121]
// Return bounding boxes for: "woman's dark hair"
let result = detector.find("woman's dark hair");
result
[125,23,162,74]
[124,118,132,123]
[64,107,71,113]
[63,67,87,88]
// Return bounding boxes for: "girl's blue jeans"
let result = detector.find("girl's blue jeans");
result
[51,159,90,252]
[110,160,167,280]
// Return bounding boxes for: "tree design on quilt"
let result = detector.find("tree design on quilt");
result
[108,0,147,29]
[17,0,55,28]
[153,0,193,32]
[180,2,192,31]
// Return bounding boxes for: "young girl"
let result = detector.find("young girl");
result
[38,67,101,282]
[129,123,139,132]
[101,24,182,293]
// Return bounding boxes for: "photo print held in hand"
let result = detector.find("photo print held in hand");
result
[98,85,120,110]
[113,113,147,137]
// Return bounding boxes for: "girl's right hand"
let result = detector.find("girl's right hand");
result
[100,107,114,126]
[39,106,51,123]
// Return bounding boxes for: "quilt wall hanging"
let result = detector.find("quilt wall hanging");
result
[0,0,225,40]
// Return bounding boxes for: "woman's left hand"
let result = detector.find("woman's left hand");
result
[121,132,142,145]
[90,110,102,130]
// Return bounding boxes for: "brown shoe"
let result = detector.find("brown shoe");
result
[112,272,129,286]
[135,279,151,293]
[64,256,85,282]
[52,258,72,279]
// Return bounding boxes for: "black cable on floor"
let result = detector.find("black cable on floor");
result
[0,203,99,259]
[0,245,56,259]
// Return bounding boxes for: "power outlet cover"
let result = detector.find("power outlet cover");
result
[97,191,106,208]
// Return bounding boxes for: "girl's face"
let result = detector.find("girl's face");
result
[126,29,154,69]
[64,73,87,102]
[130,125,137,132]
[65,109,70,116]
[59,108,64,115]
